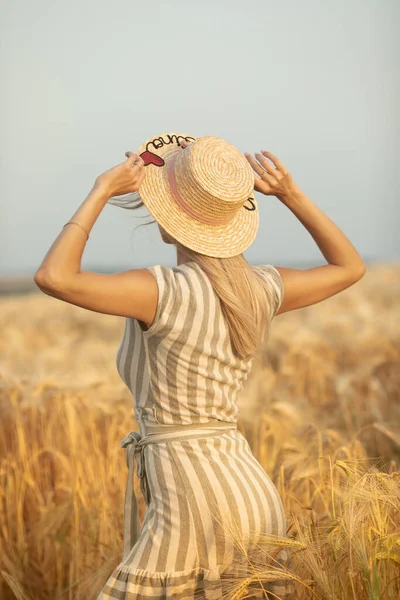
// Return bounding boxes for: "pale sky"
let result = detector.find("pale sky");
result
[1,0,399,276]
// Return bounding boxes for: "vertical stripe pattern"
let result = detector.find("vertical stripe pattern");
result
[98,262,292,599]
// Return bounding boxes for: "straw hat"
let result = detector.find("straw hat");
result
[135,132,259,259]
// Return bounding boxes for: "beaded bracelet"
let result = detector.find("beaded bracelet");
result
[62,220,90,240]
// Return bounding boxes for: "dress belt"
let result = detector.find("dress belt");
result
[120,419,238,560]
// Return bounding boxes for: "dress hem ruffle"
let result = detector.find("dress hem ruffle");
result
[97,560,291,599]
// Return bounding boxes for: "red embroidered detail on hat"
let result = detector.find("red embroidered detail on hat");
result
[140,151,165,167]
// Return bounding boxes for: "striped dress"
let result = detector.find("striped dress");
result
[97,261,292,600]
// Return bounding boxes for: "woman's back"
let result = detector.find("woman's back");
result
[116,261,283,428]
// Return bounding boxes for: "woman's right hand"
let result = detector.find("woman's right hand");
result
[180,140,300,201]
[244,150,300,200]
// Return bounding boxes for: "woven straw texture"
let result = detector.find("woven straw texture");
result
[136,132,259,258]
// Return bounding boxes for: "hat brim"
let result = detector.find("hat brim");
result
[136,132,259,259]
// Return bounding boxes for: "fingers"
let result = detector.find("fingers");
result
[260,150,287,174]
[245,150,287,177]
[255,153,275,173]
[253,178,267,194]
[125,151,144,169]
[244,153,269,179]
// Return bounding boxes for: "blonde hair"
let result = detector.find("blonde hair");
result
[108,193,275,361]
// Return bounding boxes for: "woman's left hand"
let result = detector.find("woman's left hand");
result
[95,151,146,197]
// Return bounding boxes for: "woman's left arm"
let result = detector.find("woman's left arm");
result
[33,152,159,323]
[34,182,110,284]
[34,151,145,285]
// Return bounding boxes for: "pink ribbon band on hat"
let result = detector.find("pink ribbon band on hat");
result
[166,153,233,226]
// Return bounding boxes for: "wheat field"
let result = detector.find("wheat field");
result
[0,261,399,599]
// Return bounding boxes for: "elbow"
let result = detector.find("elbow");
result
[34,269,51,289]
[34,269,63,293]
[357,261,367,278]
[351,262,367,281]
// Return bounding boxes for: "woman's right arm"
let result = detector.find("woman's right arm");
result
[274,186,366,315]
[245,150,366,316]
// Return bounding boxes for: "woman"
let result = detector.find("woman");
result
[34,132,365,599]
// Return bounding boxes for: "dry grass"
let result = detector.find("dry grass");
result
[0,261,399,599]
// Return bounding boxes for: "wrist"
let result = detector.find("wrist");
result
[277,184,304,205]
[93,178,112,199]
